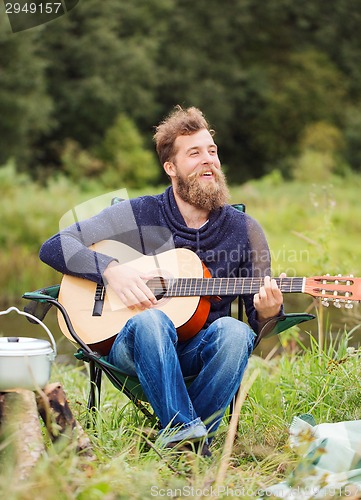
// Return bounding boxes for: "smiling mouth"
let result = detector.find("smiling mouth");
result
[188,166,217,180]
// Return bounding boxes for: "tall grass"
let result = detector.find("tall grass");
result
[1,332,360,499]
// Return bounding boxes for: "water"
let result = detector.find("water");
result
[0,306,77,362]
[1,296,360,361]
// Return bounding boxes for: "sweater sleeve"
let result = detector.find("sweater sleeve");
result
[240,214,279,336]
[39,200,141,284]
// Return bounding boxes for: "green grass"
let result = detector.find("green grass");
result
[1,333,360,499]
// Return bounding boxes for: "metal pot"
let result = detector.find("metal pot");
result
[0,306,57,391]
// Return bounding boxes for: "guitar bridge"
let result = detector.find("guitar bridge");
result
[92,284,105,316]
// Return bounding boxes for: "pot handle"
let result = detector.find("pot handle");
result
[0,306,57,358]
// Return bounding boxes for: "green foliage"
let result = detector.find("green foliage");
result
[0,15,52,168]
[38,0,167,149]
[60,114,160,189]
[231,175,361,280]
[343,107,361,170]
[292,122,347,182]
[1,0,361,183]
[60,139,104,183]
[240,51,346,179]
[98,114,160,188]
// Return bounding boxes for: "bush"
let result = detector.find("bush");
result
[60,114,160,189]
[292,122,347,182]
[98,114,160,189]
[60,139,105,183]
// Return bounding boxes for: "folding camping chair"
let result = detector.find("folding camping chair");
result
[22,201,314,428]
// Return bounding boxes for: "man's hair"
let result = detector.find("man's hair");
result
[153,105,214,165]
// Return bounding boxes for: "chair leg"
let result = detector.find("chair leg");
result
[87,361,102,428]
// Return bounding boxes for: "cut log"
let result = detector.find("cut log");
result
[36,382,95,459]
[0,389,45,480]
[0,382,95,478]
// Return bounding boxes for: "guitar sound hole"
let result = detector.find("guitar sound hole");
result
[149,276,168,300]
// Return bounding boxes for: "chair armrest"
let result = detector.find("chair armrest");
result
[22,285,60,302]
[271,313,316,335]
[254,312,315,348]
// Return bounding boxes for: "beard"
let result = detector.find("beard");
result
[175,164,230,212]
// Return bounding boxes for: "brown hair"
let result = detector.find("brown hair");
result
[153,105,214,165]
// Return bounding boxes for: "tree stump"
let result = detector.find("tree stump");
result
[0,382,95,479]
[0,389,45,480]
[36,382,94,458]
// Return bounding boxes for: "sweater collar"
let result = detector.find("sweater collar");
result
[161,186,230,251]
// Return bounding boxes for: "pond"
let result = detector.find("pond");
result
[0,305,76,363]
[0,295,360,362]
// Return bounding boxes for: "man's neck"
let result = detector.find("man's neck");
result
[173,190,210,229]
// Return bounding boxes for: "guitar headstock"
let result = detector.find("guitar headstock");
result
[304,275,361,308]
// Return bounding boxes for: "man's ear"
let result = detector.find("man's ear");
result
[163,161,176,178]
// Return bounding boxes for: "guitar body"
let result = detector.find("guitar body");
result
[58,241,211,353]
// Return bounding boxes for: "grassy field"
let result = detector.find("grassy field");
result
[1,332,360,499]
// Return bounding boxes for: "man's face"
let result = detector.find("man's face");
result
[166,129,229,211]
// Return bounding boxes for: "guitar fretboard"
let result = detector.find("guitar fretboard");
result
[147,277,305,297]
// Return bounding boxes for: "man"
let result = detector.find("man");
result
[40,106,283,456]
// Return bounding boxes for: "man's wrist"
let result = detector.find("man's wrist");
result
[257,306,283,325]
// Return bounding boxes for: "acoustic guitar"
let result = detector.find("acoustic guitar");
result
[57,240,361,354]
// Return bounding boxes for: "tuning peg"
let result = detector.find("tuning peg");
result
[321,298,330,307]
[333,300,342,308]
[345,301,354,309]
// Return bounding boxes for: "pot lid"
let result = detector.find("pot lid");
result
[0,337,53,356]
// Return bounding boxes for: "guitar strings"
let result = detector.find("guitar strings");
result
[146,277,305,297]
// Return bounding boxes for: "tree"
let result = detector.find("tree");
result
[2,0,361,183]
[0,16,52,167]
[38,0,171,154]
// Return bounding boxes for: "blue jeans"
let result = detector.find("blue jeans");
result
[107,309,255,445]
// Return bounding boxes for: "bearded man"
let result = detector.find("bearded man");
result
[39,106,284,457]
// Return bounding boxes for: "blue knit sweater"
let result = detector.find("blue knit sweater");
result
[40,187,272,336]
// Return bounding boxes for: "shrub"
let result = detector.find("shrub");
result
[292,122,347,182]
[98,114,160,189]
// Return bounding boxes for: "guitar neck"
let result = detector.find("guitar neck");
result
[151,277,305,298]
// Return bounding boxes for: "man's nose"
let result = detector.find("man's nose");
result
[201,151,214,164]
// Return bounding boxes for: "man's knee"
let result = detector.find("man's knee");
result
[211,317,255,353]
[128,309,177,344]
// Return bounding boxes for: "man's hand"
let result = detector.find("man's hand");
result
[103,261,157,310]
[253,273,286,323]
